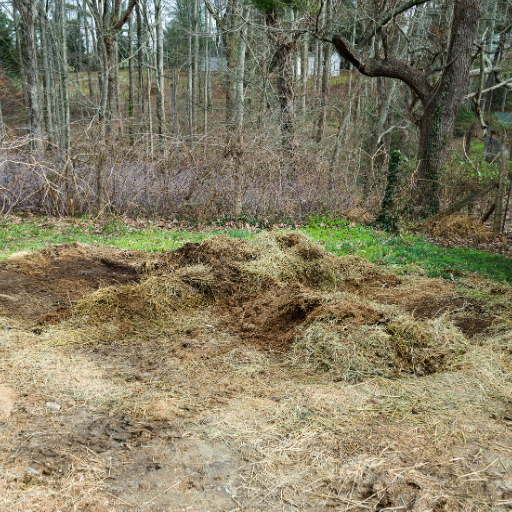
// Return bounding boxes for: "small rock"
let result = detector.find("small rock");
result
[27,468,40,475]
[200,415,213,425]
[45,402,61,412]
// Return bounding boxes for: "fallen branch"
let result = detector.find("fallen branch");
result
[418,182,498,225]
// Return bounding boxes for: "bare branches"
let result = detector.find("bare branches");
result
[358,0,430,47]
[332,34,433,103]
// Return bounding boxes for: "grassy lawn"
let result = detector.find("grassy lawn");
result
[1,216,510,282]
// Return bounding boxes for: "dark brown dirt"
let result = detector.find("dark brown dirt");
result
[221,284,323,352]
[344,273,402,292]
[405,297,496,337]
[221,283,384,353]
[0,244,140,320]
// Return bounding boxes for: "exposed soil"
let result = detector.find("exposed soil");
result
[221,283,386,353]
[0,243,141,321]
[1,237,511,511]
[405,296,497,337]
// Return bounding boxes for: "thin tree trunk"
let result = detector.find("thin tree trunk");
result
[172,69,179,168]
[316,0,331,143]
[187,0,193,136]
[77,5,83,73]
[232,5,249,216]
[13,5,29,109]
[58,0,70,150]
[493,146,509,233]
[204,12,210,139]
[136,3,144,115]
[128,10,135,143]
[192,0,199,133]
[39,3,55,144]
[313,41,320,93]
[155,0,165,139]
[83,1,94,102]
[300,33,308,121]
[224,0,239,132]
[0,97,4,138]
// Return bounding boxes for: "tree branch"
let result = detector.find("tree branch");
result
[465,77,512,100]
[204,0,225,30]
[359,0,430,47]
[332,34,432,103]
[114,0,138,31]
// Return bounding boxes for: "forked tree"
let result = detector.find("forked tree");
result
[332,0,480,215]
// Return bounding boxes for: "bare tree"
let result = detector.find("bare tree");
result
[332,0,481,214]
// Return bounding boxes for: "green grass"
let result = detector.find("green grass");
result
[303,220,511,283]
[1,216,510,283]
[0,217,253,258]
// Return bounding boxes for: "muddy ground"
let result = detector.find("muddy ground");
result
[0,235,511,511]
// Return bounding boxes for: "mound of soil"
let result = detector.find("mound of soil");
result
[0,243,142,321]
[222,284,385,353]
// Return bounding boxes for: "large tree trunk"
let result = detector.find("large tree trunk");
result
[276,42,297,155]
[14,0,43,150]
[414,1,479,214]
[266,11,297,156]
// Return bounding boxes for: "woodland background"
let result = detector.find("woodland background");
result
[0,0,511,223]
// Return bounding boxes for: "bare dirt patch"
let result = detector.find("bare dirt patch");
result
[0,243,143,321]
[1,233,511,511]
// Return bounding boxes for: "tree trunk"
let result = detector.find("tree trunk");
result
[300,34,308,121]
[13,5,29,109]
[39,3,55,144]
[332,0,480,216]
[266,11,297,156]
[0,97,4,137]
[136,3,144,115]
[316,0,331,143]
[276,42,297,155]
[223,0,239,132]
[14,0,43,150]
[232,5,250,216]
[204,12,210,138]
[58,0,70,150]
[83,1,95,102]
[493,146,509,233]
[155,0,165,138]
[192,0,199,133]
[128,10,135,143]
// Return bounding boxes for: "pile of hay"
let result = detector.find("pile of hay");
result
[288,304,468,381]
[422,214,496,244]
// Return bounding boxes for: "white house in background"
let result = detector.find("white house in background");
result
[202,49,344,77]
[297,52,343,77]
